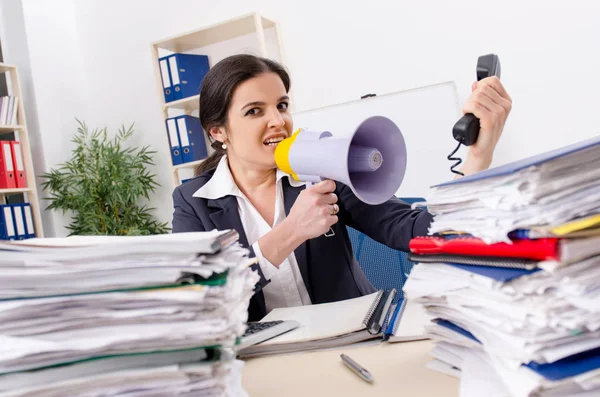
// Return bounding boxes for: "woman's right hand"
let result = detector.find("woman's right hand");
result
[286,179,340,241]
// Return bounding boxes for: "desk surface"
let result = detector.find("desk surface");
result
[241,340,459,396]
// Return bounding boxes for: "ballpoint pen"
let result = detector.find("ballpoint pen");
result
[340,353,374,383]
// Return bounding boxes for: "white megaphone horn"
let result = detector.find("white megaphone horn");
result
[274,116,407,205]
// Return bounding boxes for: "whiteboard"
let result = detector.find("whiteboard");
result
[291,82,463,198]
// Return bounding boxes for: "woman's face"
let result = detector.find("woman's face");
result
[213,72,293,171]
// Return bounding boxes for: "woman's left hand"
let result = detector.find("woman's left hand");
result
[460,76,512,174]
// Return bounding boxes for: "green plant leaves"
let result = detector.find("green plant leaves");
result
[41,119,170,236]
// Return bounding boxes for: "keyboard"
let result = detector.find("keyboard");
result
[236,320,300,351]
[242,321,285,337]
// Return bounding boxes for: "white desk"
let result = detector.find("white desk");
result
[241,340,459,396]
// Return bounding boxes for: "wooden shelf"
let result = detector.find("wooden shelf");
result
[151,12,284,190]
[153,13,275,51]
[173,159,205,171]
[0,63,45,237]
[0,125,26,133]
[164,95,199,111]
[0,188,31,195]
[0,63,16,74]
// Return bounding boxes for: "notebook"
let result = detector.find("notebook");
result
[236,289,429,357]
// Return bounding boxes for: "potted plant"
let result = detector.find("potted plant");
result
[41,119,169,235]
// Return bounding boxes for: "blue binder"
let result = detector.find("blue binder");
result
[0,204,16,240]
[174,115,208,163]
[22,202,36,238]
[434,134,600,188]
[165,118,183,165]
[446,263,540,282]
[10,204,26,240]
[167,54,210,101]
[158,56,174,103]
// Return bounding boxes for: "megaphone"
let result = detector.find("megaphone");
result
[274,116,407,205]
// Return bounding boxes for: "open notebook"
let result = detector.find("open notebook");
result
[237,290,431,358]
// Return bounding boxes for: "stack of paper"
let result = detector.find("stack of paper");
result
[423,135,600,244]
[404,136,600,397]
[0,231,258,397]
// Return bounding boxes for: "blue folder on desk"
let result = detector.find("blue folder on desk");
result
[446,263,540,282]
[167,54,210,101]
[433,134,600,188]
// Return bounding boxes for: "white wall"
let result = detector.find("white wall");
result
[2,0,600,235]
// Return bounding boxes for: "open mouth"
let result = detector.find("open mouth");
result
[264,137,285,146]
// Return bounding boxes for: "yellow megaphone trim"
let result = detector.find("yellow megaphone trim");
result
[274,129,301,181]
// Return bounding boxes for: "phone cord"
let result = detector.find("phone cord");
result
[448,141,465,176]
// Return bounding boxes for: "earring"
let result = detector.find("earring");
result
[282,120,286,127]
[221,142,227,150]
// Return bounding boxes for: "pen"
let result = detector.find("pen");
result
[340,353,374,383]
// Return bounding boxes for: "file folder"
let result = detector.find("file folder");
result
[0,140,16,189]
[165,118,183,165]
[175,115,208,163]
[10,141,27,188]
[0,204,16,240]
[22,202,35,238]
[158,56,174,103]
[409,236,559,261]
[167,54,210,101]
[11,204,26,240]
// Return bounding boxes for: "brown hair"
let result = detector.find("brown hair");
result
[195,54,291,175]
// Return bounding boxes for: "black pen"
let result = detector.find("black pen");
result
[340,354,374,383]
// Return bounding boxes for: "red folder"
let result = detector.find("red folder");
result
[0,140,16,189]
[409,236,560,261]
[10,141,26,188]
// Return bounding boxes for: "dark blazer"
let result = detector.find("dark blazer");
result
[172,168,433,321]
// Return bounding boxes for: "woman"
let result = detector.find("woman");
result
[172,54,512,321]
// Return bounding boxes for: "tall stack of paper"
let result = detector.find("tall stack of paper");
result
[0,230,258,397]
[404,136,600,397]
[424,135,600,244]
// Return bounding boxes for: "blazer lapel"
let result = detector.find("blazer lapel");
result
[282,179,314,302]
[207,195,249,247]
[207,195,268,315]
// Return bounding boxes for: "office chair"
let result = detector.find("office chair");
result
[347,197,425,302]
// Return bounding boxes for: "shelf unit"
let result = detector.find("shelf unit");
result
[151,12,287,189]
[0,63,44,237]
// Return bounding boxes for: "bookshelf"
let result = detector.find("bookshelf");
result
[0,63,44,237]
[151,12,287,188]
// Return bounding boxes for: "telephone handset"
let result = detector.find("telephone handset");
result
[448,54,501,175]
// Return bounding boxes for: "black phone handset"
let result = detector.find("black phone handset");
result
[448,54,501,176]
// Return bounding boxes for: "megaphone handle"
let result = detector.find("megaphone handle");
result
[303,181,335,238]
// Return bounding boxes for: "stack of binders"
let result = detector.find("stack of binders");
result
[159,53,210,104]
[0,230,258,396]
[158,53,211,166]
[0,140,26,190]
[403,135,600,396]
[166,115,208,166]
[0,203,35,240]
